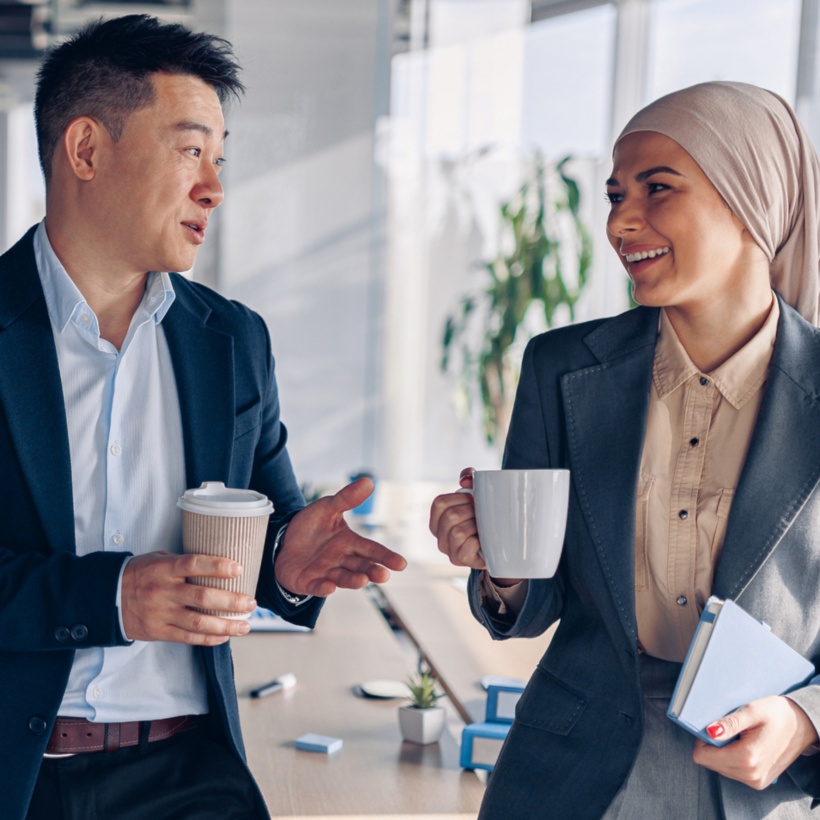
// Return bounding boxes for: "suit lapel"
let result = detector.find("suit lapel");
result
[162,280,235,488]
[0,228,75,552]
[561,308,658,640]
[714,299,820,598]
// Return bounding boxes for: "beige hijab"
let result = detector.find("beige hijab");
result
[616,81,820,326]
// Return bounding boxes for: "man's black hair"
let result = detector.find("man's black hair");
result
[34,14,244,183]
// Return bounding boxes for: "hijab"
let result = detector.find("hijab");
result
[616,81,820,326]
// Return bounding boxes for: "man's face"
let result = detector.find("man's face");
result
[93,72,226,275]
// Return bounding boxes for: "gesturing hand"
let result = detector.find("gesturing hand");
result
[692,695,819,789]
[122,552,258,645]
[274,477,407,597]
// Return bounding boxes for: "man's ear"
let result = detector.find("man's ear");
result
[61,116,103,181]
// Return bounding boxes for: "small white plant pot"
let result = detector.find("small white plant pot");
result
[398,704,445,745]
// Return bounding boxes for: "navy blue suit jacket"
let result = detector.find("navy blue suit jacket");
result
[0,227,325,817]
[470,297,820,819]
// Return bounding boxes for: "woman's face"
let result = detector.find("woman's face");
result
[606,131,763,313]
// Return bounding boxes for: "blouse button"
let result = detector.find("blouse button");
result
[676,595,688,606]
[689,437,699,447]
[678,510,688,520]
[699,377,709,386]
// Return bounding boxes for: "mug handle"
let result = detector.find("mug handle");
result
[456,487,484,565]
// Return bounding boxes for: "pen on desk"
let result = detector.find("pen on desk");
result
[250,672,297,699]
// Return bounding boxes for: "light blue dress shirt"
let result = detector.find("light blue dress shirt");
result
[33,221,208,722]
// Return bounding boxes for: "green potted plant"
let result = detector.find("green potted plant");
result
[398,670,446,745]
[441,154,592,445]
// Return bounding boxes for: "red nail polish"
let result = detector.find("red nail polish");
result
[707,724,724,739]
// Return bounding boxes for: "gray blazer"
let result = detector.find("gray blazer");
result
[469,295,820,819]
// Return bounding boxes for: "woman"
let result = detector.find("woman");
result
[430,81,820,819]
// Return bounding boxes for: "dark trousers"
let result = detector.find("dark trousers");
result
[27,724,269,820]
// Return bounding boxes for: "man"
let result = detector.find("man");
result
[1,14,406,819]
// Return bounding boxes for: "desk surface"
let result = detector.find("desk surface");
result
[232,586,484,818]
[380,564,554,723]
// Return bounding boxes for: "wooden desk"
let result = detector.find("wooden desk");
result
[232,587,484,818]
[379,564,554,724]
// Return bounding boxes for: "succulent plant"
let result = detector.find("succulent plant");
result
[405,670,444,710]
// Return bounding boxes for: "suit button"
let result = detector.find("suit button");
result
[70,624,88,641]
[29,716,48,735]
[54,626,70,642]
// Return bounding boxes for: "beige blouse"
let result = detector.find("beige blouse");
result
[482,297,779,663]
[636,299,778,660]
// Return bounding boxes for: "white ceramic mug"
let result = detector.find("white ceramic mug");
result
[460,469,570,579]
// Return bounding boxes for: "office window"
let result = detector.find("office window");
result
[648,0,801,104]
[522,4,616,160]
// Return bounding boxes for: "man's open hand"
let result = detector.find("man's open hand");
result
[121,552,258,645]
[274,477,407,597]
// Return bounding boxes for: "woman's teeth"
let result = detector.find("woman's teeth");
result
[624,246,671,263]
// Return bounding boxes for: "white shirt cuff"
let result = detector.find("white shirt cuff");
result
[272,522,312,607]
[116,555,136,642]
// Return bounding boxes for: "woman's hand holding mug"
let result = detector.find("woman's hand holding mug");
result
[429,468,523,587]
[431,466,570,586]
[429,467,485,569]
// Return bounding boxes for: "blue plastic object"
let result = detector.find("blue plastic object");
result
[460,721,510,771]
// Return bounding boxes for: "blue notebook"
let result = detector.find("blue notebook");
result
[668,597,815,746]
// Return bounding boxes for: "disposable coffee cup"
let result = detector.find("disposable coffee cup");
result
[177,482,274,618]
[459,469,570,579]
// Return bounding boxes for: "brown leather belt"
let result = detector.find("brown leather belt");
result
[46,715,205,754]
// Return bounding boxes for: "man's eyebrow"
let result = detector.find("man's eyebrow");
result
[174,121,230,140]
[606,166,683,187]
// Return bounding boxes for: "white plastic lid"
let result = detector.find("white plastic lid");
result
[177,482,274,517]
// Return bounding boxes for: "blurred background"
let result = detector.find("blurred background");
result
[0,0,813,493]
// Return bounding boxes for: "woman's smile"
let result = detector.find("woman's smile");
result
[622,245,671,264]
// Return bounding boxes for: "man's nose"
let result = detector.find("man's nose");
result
[194,163,224,209]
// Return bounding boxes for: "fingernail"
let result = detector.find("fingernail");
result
[237,622,250,634]
[707,723,724,739]
[231,563,243,576]
[246,598,257,611]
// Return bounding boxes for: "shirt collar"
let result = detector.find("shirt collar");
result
[653,296,779,409]
[32,220,176,334]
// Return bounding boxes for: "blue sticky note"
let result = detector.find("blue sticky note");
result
[295,733,343,754]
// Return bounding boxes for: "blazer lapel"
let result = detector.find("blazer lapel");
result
[0,227,75,552]
[714,299,820,599]
[561,308,658,640]
[162,280,235,488]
